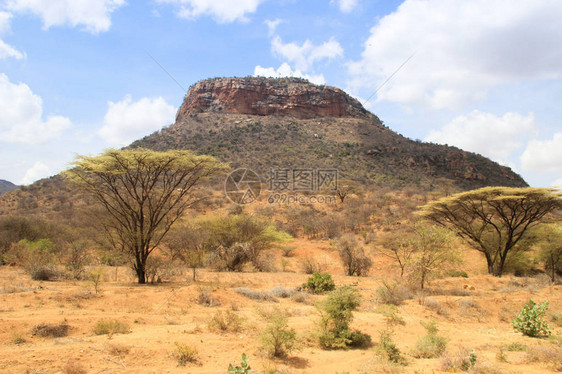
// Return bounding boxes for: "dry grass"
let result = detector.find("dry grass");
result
[32,321,69,337]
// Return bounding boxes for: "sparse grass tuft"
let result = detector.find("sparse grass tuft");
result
[198,288,220,307]
[11,332,27,345]
[411,320,447,358]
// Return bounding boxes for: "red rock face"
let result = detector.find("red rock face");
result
[176,77,371,121]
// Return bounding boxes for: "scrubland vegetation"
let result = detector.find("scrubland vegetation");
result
[0,150,561,373]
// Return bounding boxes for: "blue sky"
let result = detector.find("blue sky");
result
[0,0,560,188]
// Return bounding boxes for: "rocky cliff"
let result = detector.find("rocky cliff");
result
[176,77,372,120]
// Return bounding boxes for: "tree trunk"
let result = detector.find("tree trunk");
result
[485,253,494,275]
[192,266,196,281]
[136,267,146,284]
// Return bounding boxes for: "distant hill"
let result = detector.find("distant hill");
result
[0,76,527,217]
[132,77,527,189]
[0,179,18,195]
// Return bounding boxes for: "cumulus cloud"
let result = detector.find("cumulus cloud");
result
[0,74,71,144]
[254,62,326,85]
[520,132,562,174]
[98,95,176,147]
[272,35,343,71]
[20,161,52,185]
[425,111,537,165]
[349,0,562,109]
[0,11,24,59]
[157,0,265,23]
[332,0,358,13]
[5,0,126,33]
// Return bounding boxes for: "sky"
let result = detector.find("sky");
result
[0,0,560,188]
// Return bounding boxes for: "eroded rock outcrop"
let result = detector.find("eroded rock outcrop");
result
[176,77,372,121]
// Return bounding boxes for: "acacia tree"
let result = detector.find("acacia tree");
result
[64,148,227,284]
[417,187,562,277]
[535,224,562,282]
[164,221,210,281]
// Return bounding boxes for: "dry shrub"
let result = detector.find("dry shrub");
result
[254,252,278,272]
[376,281,413,306]
[233,287,278,302]
[93,319,130,336]
[270,285,297,298]
[197,288,220,307]
[423,298,448,316]
[290,291,311,304]
[299,256,327,274]
[208,310,243,332]
[374,304,405,327]
[458,298,485,318]
[525,344,562,370]
[32,321,69,337]
[62,360,87,374]
[425,287,470,297]
[336,234,373,276]
[173,342,199,366]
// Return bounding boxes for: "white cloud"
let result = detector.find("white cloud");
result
[552,178,562,191]
[98,95,176,147]
[157,0,265,23]
[272,35,343,71]
[5,0,126,34]
[521,132,562,174]
[254,63,326,85]
[0,11,24,59]
[349,0,562,109]
[20,161,52,185]
[332,0,358,13]
[0,74,71,144]
[425,111,537,165]
[264,18,281,36]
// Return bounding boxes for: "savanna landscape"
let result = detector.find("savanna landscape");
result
[0,77,561,374]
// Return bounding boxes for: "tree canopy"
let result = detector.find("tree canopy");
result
[417,187,562,277]
[64,148,228,283]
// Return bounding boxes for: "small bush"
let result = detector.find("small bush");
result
[260,310,297,358]
[303,273,335,294]
[32,322,69,337]
[512,299,551,337]
[228,353,251,374]
[411,320,447,358]
[336,234,373,276]
[31,267,59,281]
[93,319,130,336]
[317,286,370,349]
[11,332,27,345]
[208,310,243,332]
[378,330,407,365]
[375,281,412,306]
[525,344,562,369]
[174,342,199,366]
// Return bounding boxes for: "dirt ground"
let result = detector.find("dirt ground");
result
[1,240,561,374]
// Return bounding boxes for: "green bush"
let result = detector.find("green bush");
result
[378,330,407,365]
[412,320,447,358]
[303,272,335,294]
[260,310,297,358]
[317,286,370,349]
[512,299,551,337]
[228,353,251,373]
[445,270,469,278]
